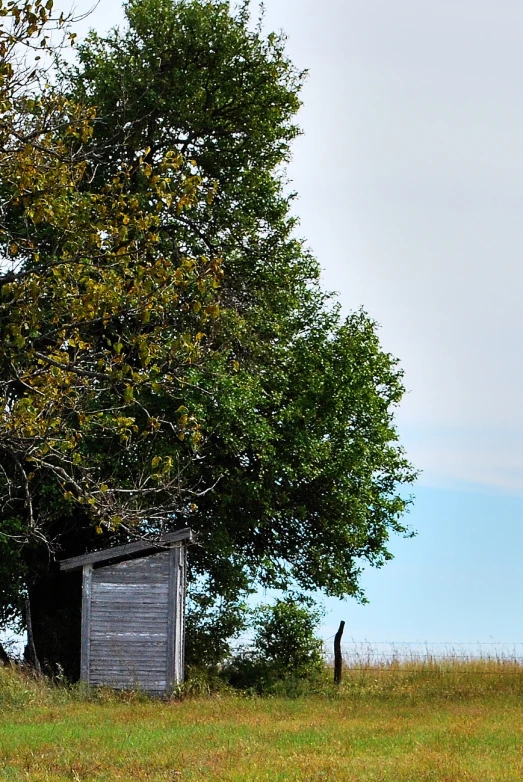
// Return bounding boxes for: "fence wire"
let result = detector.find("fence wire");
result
[230,636,523,672]
[321,639,523,672]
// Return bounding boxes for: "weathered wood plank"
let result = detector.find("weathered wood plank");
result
[99,685,168,689]
[91,612,167,621]
[91,678,167,683]
[90,600,168,608]
[166,547,176,691]
[92,607,166,613]
[91,623,167,633]
[90,681,167,688]
[172,544,186,685]
[90,625,169,641]
[90,626,168,634]
[92,583,169,595]
[92,574,169,586]
[90,644,168,656]
[80,564,92,684]
[91,594,169,602]
[60,530,194,571]
[93,567,171,586]
[89,664,167,671]
[91,648,168,660]
[90,665,168,674]
[96,555,171,579]
[90,656,167,663]
[91,631,167,639]
[91,612,167,623]
[90,672,168,681]
[90,668,168,677]
[91,600,168,609]
[89,673,156,677]
[92,570,169,585]
[90,655,168,664]
[90,669,167,677]
[90,619,168,629]
[90,659,168,668]
[91,606,167,613]
[92,603,167,622]
[91,641,167,649]
[90,680,168,692]
[90,641,166,648]
[90,608,168,617]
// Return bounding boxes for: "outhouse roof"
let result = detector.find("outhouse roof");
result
[59,528,195,572]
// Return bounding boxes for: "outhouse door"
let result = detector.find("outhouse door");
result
[81,547,185,694]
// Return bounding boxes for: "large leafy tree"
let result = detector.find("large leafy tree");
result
[0,0,417,671]
[0,0,225,663]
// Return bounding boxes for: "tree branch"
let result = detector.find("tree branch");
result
[34,352,110,381]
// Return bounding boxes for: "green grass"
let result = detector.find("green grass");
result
[2,661,523,780]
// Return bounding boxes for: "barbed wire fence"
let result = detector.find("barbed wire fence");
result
[230,633,523,672]
[321,638,523,672]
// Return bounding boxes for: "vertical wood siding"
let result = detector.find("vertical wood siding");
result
[82,548,186,695]
[167,546,186,685]
[80,564,92,683]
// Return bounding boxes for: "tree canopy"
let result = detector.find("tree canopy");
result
[0,0,417,669]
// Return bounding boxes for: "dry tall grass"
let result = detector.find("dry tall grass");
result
[339,655,523,699]
[3,652,523,703]
[2,657,523,780]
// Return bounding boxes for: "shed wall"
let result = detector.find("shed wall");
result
[83,548,184,694]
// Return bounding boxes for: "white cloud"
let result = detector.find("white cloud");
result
[261,0,523,488]
[59,0,523,495]
[400,423,523,495]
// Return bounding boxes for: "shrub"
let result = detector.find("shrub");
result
[225,596,325,693]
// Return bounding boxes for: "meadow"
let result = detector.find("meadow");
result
[2,660,523,781]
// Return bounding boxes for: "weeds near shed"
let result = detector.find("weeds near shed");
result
[0,665,50,708]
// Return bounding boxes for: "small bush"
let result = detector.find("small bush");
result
[174,666,234,699]
[224,597,325,694]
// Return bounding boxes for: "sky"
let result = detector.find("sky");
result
[49,0,523,651]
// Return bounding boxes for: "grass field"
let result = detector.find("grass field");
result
[2,661,523,781]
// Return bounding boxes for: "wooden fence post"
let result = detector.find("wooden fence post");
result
[334,620,345,685]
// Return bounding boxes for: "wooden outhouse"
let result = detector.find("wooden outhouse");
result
[60,529,194,695]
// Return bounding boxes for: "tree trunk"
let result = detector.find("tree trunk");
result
[334,620,345,685]
[24,596,42,675]
[22,516,93,680]
[0,641,11,667]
